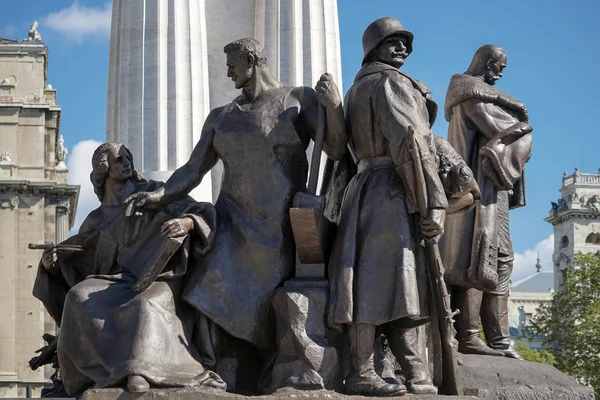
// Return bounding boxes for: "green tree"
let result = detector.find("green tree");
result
[527,252,600,395]
[513,341,556,365]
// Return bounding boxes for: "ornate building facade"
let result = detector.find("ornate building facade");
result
[508,256,554,350]
[0,35,78,397]
[545,168,600,290]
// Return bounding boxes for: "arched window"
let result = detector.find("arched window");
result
[585,233,600,245]
[560,235,569,249]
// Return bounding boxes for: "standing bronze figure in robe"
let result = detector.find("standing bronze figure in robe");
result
[124,38,347,392]
[440,44,533,359]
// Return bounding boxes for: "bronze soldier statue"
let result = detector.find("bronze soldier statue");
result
[327,17,448,396]
[440,44,533,359]
[124,38,347,391]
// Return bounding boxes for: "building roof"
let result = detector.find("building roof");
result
[511,271,554,293]
[0,38,18,43]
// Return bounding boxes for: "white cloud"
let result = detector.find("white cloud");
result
[41,2,111,43]
[67,139,102,234]
[512,234,554,281]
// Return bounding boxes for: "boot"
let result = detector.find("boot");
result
[481,293,524,360]
[453,288,504,357]
[345,324,407,397]
[127,375,150,393]
[387,326,437,395]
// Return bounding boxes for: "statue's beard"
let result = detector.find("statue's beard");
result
[484,70,500,85]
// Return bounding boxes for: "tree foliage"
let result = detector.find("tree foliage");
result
[513,341,556,365]
[527,252,600,395]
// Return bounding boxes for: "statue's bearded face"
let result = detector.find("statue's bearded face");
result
[484,53,507,86]
[373,35,409,68]
[226,52,253,89]
[107,145,133,182]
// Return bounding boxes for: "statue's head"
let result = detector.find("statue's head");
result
[224,38,267,89]
[90,142,143,202]
[362,17,413,67]
[32,21,38,29]
[467,44,507,86]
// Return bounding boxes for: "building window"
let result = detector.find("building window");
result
[585,233,600,245]
[560,235,569,249]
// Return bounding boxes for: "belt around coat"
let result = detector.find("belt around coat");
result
[357,156,394,173]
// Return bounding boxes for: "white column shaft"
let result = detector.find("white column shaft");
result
[106,0,121,142]
[106,0,212,201]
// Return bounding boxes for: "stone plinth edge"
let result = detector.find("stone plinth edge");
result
[82,387,477,399]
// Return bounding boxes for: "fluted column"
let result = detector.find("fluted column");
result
[255,0,342,88]
[106,0,212,201]
[55,199,69,243]
[0,199,18,384]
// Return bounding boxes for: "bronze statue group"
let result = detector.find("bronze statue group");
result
[32,17,532,398]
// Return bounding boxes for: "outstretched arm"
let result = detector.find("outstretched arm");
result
[159,107,221,204]
[124,107,222,210]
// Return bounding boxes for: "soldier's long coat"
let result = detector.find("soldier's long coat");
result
[327,62,448,329]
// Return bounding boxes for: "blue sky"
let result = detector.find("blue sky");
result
[2,0,599,280]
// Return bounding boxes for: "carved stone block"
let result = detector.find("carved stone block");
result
[459,353,595,399]
[270,286,339,391]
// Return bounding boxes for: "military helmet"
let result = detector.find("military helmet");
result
[362,17,414,64]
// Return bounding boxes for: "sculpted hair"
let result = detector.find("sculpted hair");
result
[89,142,143,202]
[468,44,506,72]
[223,38,267,67]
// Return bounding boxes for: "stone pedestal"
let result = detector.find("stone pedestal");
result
[82,387,476,400]
[459,353,595,399]
[271,285,338,391]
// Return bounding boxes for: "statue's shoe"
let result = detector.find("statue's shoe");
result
[458,338,505,357]
[127,375,150,393]
[345,374,407,397]
[496,346,524,360]
[407,383,438,395]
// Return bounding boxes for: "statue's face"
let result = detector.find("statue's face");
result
[106,146,132,182]
[226,52,253,89]
[484,53,507,86]
[373,35,409,68]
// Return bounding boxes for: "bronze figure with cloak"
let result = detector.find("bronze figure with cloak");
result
[440,44,533,359]
[32,143,225,396]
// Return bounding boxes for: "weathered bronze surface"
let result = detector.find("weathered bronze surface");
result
[122,38,347,394]
[28,22,588,399]
[326,17,476,397]
[439,44,533,359]
[32,143,225,396]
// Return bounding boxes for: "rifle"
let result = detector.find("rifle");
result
[405,126,462,395]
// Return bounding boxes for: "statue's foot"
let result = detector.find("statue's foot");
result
[127,375,150,393]
[458,338,505,357]
[40,381,68,398]
[407,382,438,395]
[496,346,524,360]
[345,372,406,397]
